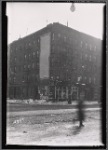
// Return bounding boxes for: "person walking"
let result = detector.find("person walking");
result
[77,95,85,127]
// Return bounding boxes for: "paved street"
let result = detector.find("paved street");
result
[6,100,103,146]
[7,109,103,146]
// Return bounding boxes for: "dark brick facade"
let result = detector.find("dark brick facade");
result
[7,22,103,101]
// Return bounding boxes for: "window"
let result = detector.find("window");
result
[82,65,85,69]
[58,33,61,38]
[24,65,26,69]
[38,38,40,43]
[90,44,92,50]
[94,77,96,84]
[26,43,28,48]
[80,54,82,59]
[80,41,83,48]
[28,65,30,69]
[52,45,54,50]
[14,67,16,71]
[89,77,91,83]
[63,48,66,52]
[89,55,91,61]
[94,56,96,61]
[24,55,27,59]
[13,77,16,83]
[85,54,87,59]
[36,74,39,80]
[84,77,87,81]
[94,46,97,51]
[27,76,29,81]
[57,76,59,79]
[32,63,34,68]
[33,52,35,55]
[78,76,81,81]
[52,33,54,40]
[22,75,25,82]
[85,43,88,49]
[9,77,11,81]
[64,36,66,41]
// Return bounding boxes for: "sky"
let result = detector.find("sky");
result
[6,2,105,44]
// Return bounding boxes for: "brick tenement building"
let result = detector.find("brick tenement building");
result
[7,22,103,101]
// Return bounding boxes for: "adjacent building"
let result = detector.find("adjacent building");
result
[7,22,103,101]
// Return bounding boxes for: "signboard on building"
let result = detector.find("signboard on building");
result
[40,33,51,79]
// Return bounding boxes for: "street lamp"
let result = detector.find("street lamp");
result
[76,80,86,100]
[76,82,80,99]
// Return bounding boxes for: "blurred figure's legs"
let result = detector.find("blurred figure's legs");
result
[79,119,84,127]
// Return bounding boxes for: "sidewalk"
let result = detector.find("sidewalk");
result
[7,107,101,117]
[7,99,99,105]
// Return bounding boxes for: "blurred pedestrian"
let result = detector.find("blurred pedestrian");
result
[68,94,72,104]
[77,95,85,127]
